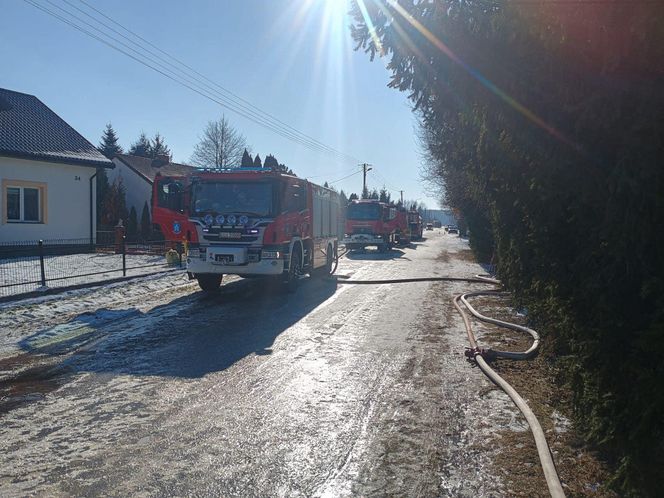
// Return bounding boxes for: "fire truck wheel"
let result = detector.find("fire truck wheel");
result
[324,244,334,274]
[197,273,223,293]
[285,249,302,293]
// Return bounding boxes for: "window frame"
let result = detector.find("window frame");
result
[2,180,47,224]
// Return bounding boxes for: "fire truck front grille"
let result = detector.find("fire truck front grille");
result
[203,234,259,242]
[202,228,259,243]
[353,227,374,235]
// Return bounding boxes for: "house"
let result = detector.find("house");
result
[0,88,113,243]
[110,153,197,224]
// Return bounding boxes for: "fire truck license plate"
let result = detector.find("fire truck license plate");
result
[214,254,234,263]
[220,232,242,239]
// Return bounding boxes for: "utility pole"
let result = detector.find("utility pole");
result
[361,163,372,198]
[399,190,404,205]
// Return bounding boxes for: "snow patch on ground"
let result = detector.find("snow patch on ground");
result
[0,252,180,297]
[0,271,196,358]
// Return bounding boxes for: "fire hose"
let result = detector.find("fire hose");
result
[329,258,565,497]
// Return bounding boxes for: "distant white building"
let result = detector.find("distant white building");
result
[110,153,197,223]
[0,88,113,243]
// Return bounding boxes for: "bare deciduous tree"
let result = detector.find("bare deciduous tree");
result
[190,116,249,169]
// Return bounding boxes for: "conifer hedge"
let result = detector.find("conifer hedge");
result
[351,2,664,494]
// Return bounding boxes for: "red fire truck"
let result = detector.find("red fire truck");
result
[152,168,340,293]
[343,199,402,252]
[408,210,423,241]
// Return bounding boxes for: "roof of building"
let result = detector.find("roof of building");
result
[114,154,198,184]
[0,88,113,168]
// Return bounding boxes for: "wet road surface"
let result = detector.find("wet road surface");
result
[1,232,515,496]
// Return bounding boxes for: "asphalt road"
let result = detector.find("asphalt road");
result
[0,231,515,497]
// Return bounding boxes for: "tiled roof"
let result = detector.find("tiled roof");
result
[114,154,198,184]
[0,88,113,168]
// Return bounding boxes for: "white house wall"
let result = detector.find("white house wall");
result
[0,156,97,243]
[109,158,152,222]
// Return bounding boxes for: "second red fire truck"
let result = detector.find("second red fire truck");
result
[152,168,340,293]
[343,199,408,252]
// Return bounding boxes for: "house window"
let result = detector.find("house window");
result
[3,181,47,223]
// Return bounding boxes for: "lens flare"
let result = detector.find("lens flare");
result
[362,0,575,148]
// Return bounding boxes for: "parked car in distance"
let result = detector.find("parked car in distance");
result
[426,223,434,231]
[447,225,459,234]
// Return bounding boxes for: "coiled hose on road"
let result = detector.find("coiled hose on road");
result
[330,266,565,497]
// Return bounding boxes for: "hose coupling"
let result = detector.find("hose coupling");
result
[464,347,496,361]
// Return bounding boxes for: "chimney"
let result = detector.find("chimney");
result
[152,153,170,167]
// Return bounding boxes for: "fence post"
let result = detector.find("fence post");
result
[122,235,126,277]
[114,220,125,254]
[38,240,46,287]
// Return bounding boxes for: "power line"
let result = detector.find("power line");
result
[306,164,360,180]
[76,0,359,164]
[369,168,400,193]
[328,169,362,185]
[45,0,354,162]
[23,0,361,164]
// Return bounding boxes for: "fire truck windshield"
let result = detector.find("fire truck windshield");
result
[192,182,273,217]
[347,202,381,220]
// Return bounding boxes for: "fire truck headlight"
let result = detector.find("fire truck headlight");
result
[227,214,237,225]
[239,215,249,225]
[246,228,259,235]
[261,250,281,259]
[215,214,225,225]
[204,214,214,226]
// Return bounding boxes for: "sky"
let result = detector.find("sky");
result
[1,0,439,208]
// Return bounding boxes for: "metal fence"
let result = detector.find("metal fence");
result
[0,236,185,298]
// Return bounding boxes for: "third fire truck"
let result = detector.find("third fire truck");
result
[152,168,340,293]
[408,210,423,241]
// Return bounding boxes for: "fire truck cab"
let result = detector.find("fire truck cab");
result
[153,168,340,293]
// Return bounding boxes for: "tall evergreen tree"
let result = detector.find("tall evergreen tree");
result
[261,154,294,174]
[379,187,391,204]
[349,193,359,201]
[127,206,138,240]
[140,202,151,240]
[96,168,110,226]
[240,149,253,167]
[264,154,279,170]
[98,123,123,159]
[277,163,293,174]
[150,132,171,159]
[129,132,151,157]
[96,123,122,225]
[253,154,262,168]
